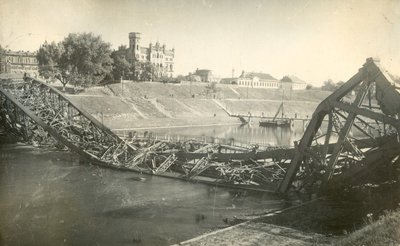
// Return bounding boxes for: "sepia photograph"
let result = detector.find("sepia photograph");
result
[0,0,400,245]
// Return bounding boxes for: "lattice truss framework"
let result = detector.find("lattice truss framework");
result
[0,78,287,187]
[0,79,155,169]
[279,58,400,193]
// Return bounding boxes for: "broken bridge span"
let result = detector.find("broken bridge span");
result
[0,57,399,194]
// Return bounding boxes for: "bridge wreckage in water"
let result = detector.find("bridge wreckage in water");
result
[0,58,399,194]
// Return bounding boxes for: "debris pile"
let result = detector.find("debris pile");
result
[2,57,399,195]
[0,78,286,191]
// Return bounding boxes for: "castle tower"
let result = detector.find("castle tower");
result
[129,32,141,60]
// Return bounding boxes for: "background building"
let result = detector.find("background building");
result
[186,68,220,83]
[237,72,279,89]
[0,50,39,76]
[194,69,212,82]
[115,32,174,79]
[280,75,307,90]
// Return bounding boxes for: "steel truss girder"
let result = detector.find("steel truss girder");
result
[0,77,289,189]
[278,58,400,193]
[1,77,139,168]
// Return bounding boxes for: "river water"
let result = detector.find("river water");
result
[0,120,387,245]
[124,122,307,147]
[0,143,285,246]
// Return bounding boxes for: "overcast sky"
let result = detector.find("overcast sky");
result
[1,0,399,85]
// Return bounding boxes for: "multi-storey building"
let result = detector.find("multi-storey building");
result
[115,32,175,79]
[0,50,39,75]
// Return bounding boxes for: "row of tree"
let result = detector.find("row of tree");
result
[36,33,157,89]
[321,79,345,91]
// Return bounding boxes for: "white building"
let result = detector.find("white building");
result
[280,75,307,90]
[237,72,280,89]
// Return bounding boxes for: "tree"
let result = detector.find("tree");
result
[59,33,113,87]
[111,52,131,81]
[37,41,63,66]
[336,81,345,88]
[175,75,186,82]
[36,41,64,83]
[133,60,155,81]
[54,70,69,90]
[321,79,337,91]
[207,81,218,93]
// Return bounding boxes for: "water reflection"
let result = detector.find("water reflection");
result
[215,124,303,146]
[132,119,372,148]
[135,122,307,147]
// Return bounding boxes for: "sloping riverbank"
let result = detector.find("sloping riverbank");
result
[335,209,400,246]
[64,82,328,129]
[176,183,400,245]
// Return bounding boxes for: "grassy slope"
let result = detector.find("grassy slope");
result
[335,210,400,246]
[72,82,331,128]
[68,96,137,115]
[222,100,319,118]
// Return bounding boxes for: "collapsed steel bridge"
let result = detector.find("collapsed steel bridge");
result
[0,57,399,194]
[0,76,287,191]
[279,58,400,193]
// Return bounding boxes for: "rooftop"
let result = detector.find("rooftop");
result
[1,50,37,56]
[195,69,212,75]
[281,75,306,84]
[241,72,277,81]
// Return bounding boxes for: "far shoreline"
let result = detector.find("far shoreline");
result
[112,122,242,131]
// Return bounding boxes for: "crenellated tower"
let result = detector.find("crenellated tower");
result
[129,32,141,61]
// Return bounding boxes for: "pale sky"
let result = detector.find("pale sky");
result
[1,0,399,85]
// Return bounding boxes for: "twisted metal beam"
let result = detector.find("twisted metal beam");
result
[278,58,400,194]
